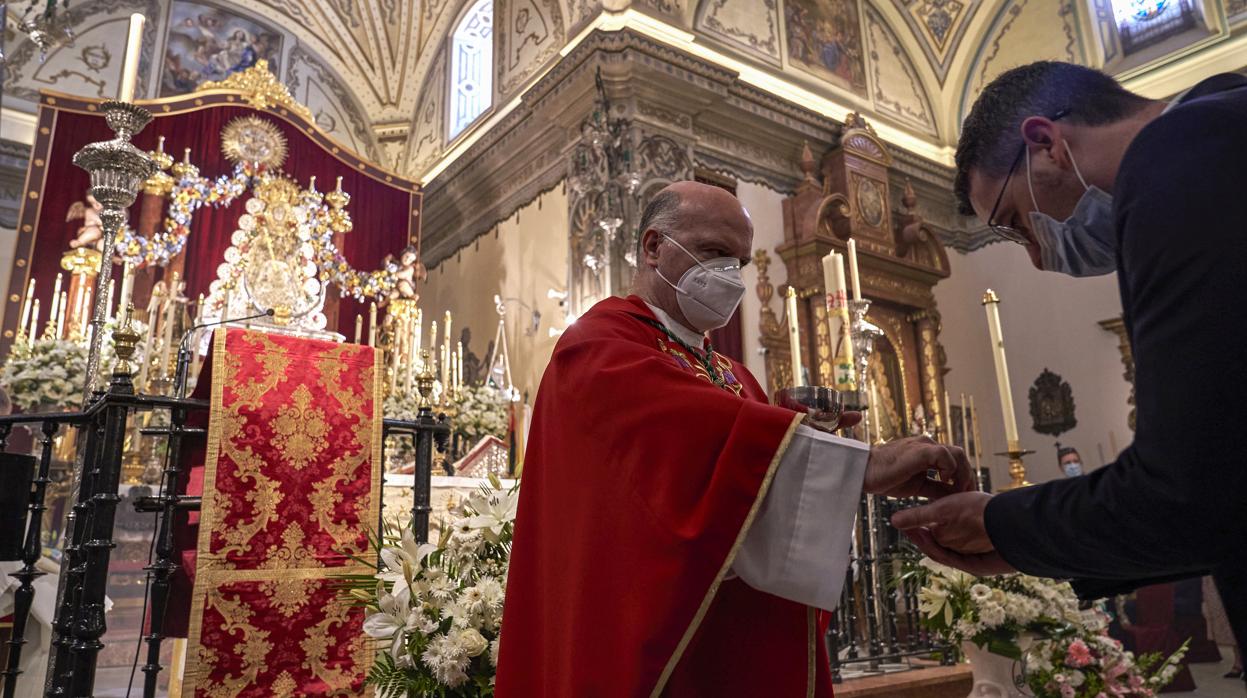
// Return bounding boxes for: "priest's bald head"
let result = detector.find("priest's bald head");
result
[633,181,752,334]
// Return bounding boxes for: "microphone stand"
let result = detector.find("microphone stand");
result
[139,307,271,697]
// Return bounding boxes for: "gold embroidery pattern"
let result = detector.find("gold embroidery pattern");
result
[185,329,382,696]
[300,600,364,694]
[259,577,315,618]
[271,671,298,696]
[271,383,331,471]
[199,592,272,698]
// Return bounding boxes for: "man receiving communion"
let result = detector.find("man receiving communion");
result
[891,62,1247,657]
[497,181,975,696]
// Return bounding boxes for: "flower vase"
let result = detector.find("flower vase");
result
[962,641,1026,698]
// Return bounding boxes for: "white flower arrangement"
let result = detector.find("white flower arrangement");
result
[451,384,510,446]
[0,319,149,411]
[345,474,518,697]
[909,558,1188,697]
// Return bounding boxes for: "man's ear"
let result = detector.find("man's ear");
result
[640,229,663,268]
[1020,116,1072,171]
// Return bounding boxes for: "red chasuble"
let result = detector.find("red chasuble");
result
[496,296,836,697]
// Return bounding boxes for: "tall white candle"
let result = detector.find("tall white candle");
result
[18,279,35,337]
[367,302,377,347]
[354,315,362,344]
[118,262,134,324]
[105,279,115,324]
[28,299,39,347]
[118,14,145,102]
[982,289,1019,447]
[785,287,804,387]
[413,309,422,369]
[970,395,984,480]
[49,274,63,331]
[847,238,863,301]
[443,311,452,387]
[56,291,68,340]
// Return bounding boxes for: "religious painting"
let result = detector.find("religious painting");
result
[1029,368,1077,437]
[160,1,283,97]
[784,0,867,94]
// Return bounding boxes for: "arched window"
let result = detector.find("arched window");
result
[449,0,494,139]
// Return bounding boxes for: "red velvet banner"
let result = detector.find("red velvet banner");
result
[3,88,421,356]
[182,327,381,696]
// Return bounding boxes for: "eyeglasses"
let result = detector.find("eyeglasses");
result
[985,109,1070,245]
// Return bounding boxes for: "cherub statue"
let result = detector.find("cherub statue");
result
[385,244,426,302]
[67,195,105,251]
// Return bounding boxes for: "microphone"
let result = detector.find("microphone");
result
[173,308,275,398]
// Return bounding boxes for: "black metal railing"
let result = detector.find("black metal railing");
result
[1,360,447,697]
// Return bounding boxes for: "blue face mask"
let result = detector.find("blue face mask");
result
[1062,461,1083,477]
[1025,143,1118,277]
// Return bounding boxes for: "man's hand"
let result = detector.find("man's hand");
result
[863,436,975,498]
[901,528,1017,577]
[890,491,993,552]
[891,492,1017,576]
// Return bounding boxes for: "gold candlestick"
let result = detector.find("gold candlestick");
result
[995,444,1035,491]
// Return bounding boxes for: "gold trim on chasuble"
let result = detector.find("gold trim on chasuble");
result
[650,412,809,697]
[183,329,382,697]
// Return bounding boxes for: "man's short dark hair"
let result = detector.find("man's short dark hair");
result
[635,190,683,259]
[954,61,1150,216]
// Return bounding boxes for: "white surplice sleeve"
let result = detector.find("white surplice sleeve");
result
[730,424,869,612]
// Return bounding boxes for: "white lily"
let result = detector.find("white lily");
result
[377,529,436,605]
[466,489,519,544]
[363,591,411,661]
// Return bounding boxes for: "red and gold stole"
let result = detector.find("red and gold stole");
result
[182,328,382,696]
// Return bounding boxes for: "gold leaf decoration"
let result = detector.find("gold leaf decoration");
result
[197,59,314,122]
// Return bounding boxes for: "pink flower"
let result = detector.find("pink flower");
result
[1067,639,1094,668]
[1096,694,1108,698]
[1060,684,1075,698]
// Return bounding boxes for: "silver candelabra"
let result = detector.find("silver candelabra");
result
[72,101,157,402]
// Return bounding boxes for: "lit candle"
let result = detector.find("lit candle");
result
[367,302,377,347]
[443,311,453,387]
[56,291,68,340]
[413,309,422,369]
[49,273,63,329]
[959,393,970,452]
[117,14,145,102]
[821,251,852,387]
[105,279,115,324]
[28,300,39,346]
[846,238,863,301]
[970,395,983,481]
[785,286,804,387]
[982,289,1019,448]
[118,262,134,324]
[942,389,953,446]
[18,279,35,337]
[428,319,438,354]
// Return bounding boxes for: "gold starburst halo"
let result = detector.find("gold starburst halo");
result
[221,116,288,169]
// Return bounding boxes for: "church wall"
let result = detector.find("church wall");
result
[736,180,788,382]
[934,241,1133,487]
[420,185,570,401]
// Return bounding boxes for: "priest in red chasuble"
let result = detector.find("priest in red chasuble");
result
[496,181,973,697]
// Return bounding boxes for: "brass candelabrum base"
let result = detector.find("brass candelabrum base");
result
[994,446,1035,491]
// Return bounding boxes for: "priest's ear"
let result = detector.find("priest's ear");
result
[639,228,664,268]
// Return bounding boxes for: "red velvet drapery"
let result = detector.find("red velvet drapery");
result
[21,104,414,340]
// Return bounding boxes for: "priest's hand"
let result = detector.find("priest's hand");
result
[862,436,975,499]
[900,527,1017,577]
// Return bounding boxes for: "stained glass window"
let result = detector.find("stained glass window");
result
[449,0,493,139]
[1110,0,1197,54]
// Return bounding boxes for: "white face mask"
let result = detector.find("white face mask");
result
[1025,142,1118,277]
[1062,461,1083,477]
[655,234,745,332]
